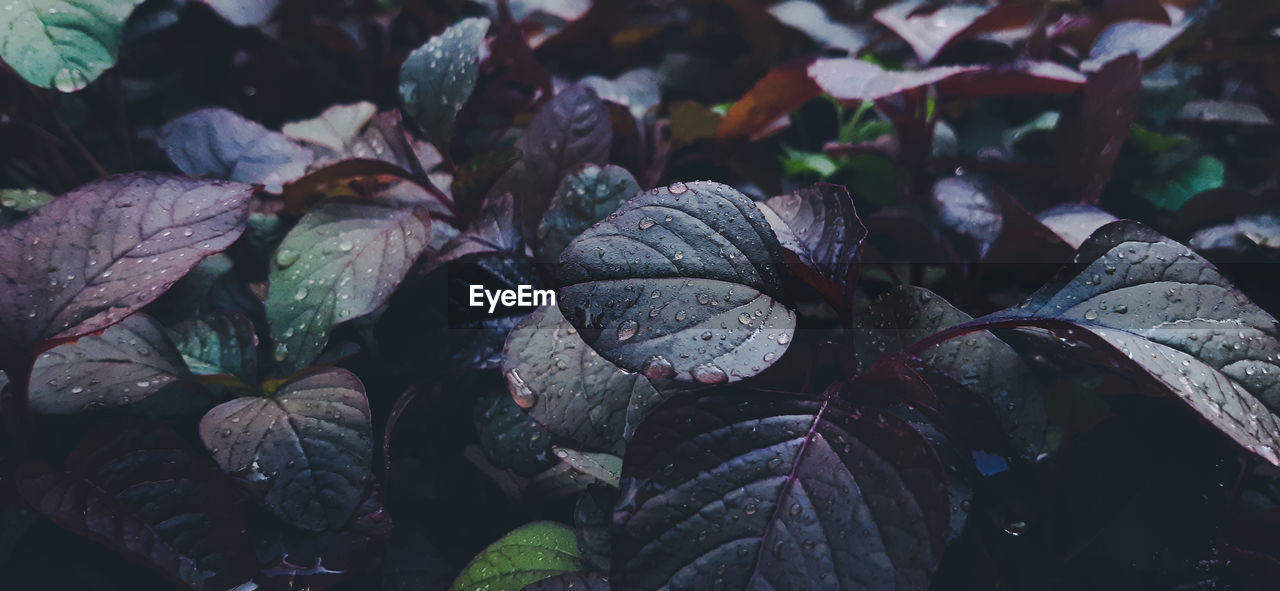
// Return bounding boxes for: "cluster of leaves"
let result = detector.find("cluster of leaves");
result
[2,0,1280,590]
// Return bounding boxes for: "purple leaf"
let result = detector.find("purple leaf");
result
[1036,203,1119,249]
[159,108,314,192]
[557,181,796,384]
[490,85,613,234]
[29,314,190,414]
[502,305,677,454]
[1052,55,1141,204]
[983,221,1280,465]
[18,423,256,591]
[1083,20,1187,72]
[759,183,867,312]
[431,191,523,271]
[937,60,1086,98]
[199,368,373,531]
[808,58,971,104]
[0,173,253,365]
[614,390,953,589]
[875,1,1034,63]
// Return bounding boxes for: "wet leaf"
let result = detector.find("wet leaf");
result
[28,314,189,414]
[502,305,675,453]
[557,181,796,384]
[854,286,1047,457]
[614,390,952,590]
[490,85,613,234]
[450,521,586,591]
[983,221,1280,465]
[1052,55,1141,204]
[521,571,610,591]
[759,183,867,311]
[167,311,258,384]
[875,1,1033,64]
[552,447,621,488]
[159,108,314,192]
[474,387,557,476]
[399,17,490,150]
[0,173,253,365]
[537,164,640,261]
[267,199,431,374]
[0,0,145,91]
[18,423,255,590]
[199,368,373,531]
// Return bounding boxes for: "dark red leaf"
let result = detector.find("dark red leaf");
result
[1052,54,1141,204]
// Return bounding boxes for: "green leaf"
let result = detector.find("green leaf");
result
[28,314,191,414]
[0,0,145,91]
[0,188,54,213]
[399,17,490,149]
[267,199,431,373]
[167,312,258,385]
[502,305,677,454]
[199,368,373,531]
[781,147,838,178]
[1136,155,1225,212]
[1128,123,1192,154]
[537,164,641,261]
[557,181,796,384]
[450,522,585,591]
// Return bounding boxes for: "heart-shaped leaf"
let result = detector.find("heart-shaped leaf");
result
[159,108,315,192]
[168,311,258,384]
[29,314,190,414]
[557,181,796,384]
[490,85,613,234]
[399,17,490,150]
[0,0,145,91]
[502,305,677,454]
[18,423,255,590]
[614,390,952,590]
[537,164,641,261]
[450,521,586,591]
[267,199,431,374]
[199,368,373,531]
[0,173,253,366]
[855,286,1047,457]
[759,183,867,312]
[982,221,1280,465]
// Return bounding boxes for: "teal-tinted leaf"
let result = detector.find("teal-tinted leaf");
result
[194,0,280,27]
[399,17,490,149]
[450,522,586,591]
[167,312,258,384]
[29,314,190,414]
[537,164,641,261]
[552,447,621,488]
[502,305,677,454]
[491,85,613,233]
[160,108,314,192]
[614,390,952,590]
[983,221,1280,465]
[267,199,431,374]
[0,0,145,91]
[18,424,256,590]
[474,386,557,476]
[854,286,1047,457]
[0,173,254,365]
[557,181,796,384]
[1136,155,1225,212]
[199,368,373,531]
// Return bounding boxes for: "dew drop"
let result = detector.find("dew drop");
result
[617,319,639,341]
[275,249,300,268]
[691,364,728,384]
[668,181,688,195]
[642,355,675,379]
